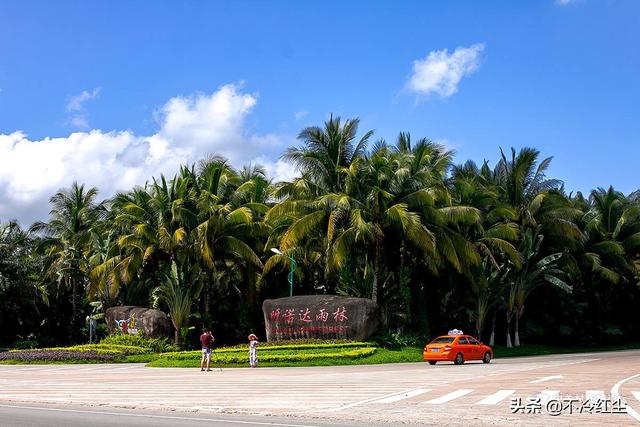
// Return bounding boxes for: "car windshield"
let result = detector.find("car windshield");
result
[431,337,455,344]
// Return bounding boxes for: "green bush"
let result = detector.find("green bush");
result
[100,334,178,353]
[372,332,428,349]
[66,344,149,355]
[150,347,377,366]
[159,341,372,360]
[12,340,39,350]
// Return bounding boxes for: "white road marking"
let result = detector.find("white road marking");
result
[327,386,428,411]
[535,390,559,404]
[585,390,605,403]
[475,389,515,405]
[426,389,473,404]
[633,391,640,403]
[611,373,640,423]
[374,389,431,403]
[0,404,320,426]
[530,375,563,383]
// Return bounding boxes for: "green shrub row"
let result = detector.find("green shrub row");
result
[219,339,371,349]
[222,341,373,351]
[161,345,369,361]
[152,347,377,365]
[159,342,372,360]
[100,334,178,353]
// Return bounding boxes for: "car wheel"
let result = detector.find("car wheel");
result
[428,361,437,365]
[454,353,464,365]
[483,352,492,364]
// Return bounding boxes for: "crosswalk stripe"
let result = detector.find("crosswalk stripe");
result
[374,389,432,403]
[530,375,563,384]
[536,390,559,404]
[585,390,605,403]
[475,389,515,405]
[426,389,473,404]
[632,391,640,403]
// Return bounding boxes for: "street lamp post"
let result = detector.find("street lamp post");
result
[270,248,297,297]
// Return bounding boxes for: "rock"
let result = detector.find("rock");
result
[105,306,172,338]
[262,295,380,342]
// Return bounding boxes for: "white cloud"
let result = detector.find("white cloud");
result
[294,110,308,120]
[407,44,485,97]
[66,88,101,112]
[0,84,295,225]
[255,157,299,183]
[66,87,101,129]
[69,115,89,129]
[556,0,578,5]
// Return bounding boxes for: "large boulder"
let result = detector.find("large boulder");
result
[262,295,380,342]
[105,306,172,338]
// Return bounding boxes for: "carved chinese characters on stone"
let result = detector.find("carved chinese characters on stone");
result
[263,295,379,341]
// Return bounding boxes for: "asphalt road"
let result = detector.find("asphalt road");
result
[1,350,639,426]
[0,404,355,427]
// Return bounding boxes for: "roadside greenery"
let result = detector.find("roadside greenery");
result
[2,116,640,351]
[100,334,178,353]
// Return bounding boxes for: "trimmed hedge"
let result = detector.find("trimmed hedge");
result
[159,341,373,361]
[148,347,377,367]
[100,334,177,353]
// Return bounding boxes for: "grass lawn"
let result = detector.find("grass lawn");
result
[493,342,640,358]
[147,346,422,368]
[3,340,640,367]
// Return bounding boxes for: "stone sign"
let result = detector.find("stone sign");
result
[105,306,172,338]
[262,295,379,342]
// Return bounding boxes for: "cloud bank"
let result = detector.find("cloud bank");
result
[407,44,485,97]
[0,84,296,225]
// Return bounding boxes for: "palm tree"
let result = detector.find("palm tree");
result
[30,182,105,332]
[581,187,640,282]
[153,261,204,345]
[506,226,571,347]
[0,220,48,307]
[107,174,195,293]
[283,115,373,193]
[450,161,522,342]
[567,187,640,327]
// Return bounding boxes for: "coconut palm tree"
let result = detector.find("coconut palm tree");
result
[30,182,105,331]
[153,261,204,345]
[283,115,373,193]
[506,226,571,347]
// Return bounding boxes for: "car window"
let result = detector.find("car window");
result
[458,337,468,344]
[431,337,455,344]
[468,338,480,345]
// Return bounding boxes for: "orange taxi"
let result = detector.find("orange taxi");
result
[423,331,493,365]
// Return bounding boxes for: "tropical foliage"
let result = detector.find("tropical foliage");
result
[2,116,640,348]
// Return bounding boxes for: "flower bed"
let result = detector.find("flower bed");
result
[0,349,117,362]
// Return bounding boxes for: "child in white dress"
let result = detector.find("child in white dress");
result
[248,333,259,368]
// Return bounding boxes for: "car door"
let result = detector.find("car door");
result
[467,337,481,360]
[456,336,470,359]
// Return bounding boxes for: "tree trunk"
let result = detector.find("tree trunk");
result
[506,312,513,348]
[71,278,78,320]
[514,305,524,347]
[69,277,79,341]
[489,312,496,347]
[371,242,382,304]
[174,327,180,346]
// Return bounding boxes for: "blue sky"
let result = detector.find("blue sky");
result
[0,0,639,224]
